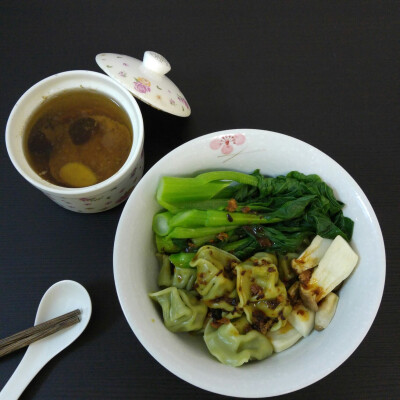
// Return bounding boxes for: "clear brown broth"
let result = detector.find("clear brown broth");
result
[23,89,133,188]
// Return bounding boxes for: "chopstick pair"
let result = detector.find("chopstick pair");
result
[0,309,81,358]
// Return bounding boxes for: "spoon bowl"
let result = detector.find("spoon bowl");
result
[0,280,92,399]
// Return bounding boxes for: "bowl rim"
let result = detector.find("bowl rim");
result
[113,128,386,397]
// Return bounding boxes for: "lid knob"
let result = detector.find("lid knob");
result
[142,51,171,75]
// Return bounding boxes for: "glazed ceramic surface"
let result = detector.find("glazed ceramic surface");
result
[0,280,92,399]
[113,129,385,398]
[96,52,191,117]
[6,70,144,213]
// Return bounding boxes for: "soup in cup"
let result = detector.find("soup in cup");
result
[6,70,144,213]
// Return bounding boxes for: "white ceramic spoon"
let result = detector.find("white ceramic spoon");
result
[0,280,92,400]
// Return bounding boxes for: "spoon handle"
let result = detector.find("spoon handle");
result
[0,345,46,400]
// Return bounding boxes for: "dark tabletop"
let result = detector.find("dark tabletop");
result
[1,1,399,399]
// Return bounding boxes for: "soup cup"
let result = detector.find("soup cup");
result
[5,70,144,213]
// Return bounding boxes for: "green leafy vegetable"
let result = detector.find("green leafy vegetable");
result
[152,170,354,259]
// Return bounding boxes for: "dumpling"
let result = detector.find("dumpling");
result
[156,253,173,288]
[236,252,292,333]
[149,287,207,332]
[204,317,274,367]
[236,252,282,305]
[157,253,197,291]
[190,246,240,311]
[172,266,197,291]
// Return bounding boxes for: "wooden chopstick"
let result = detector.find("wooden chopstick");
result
[0,309,81,358]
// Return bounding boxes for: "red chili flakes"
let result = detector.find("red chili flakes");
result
[224,264,235,280]
[242,324,252,334]
[216,232,229,241]
[266,299,279,309]
[312,287,322,297]
[210,317,230,329]
[226,198,238,212]
[288,281,300,301]
[250,283,264,298]
[251,310,274,334]
[241,206,251,214]
[299,269,312,285]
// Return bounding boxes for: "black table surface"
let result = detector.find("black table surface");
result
[1,2,399,399]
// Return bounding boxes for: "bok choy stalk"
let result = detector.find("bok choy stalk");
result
[169,253,196,269]
[166,225,238,239]
[156,171,258,212]
[153,195,315,236]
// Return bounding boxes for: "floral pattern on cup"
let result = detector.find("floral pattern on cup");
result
[116,188,134,204]
[133,77,151,94]
[210,133,246,155]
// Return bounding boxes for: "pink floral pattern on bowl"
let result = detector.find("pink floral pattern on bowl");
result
[209,133,246,155]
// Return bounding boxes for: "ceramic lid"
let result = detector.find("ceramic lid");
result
[96,51,191,117]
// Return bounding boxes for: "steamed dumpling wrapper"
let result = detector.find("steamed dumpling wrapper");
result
[204,317,274,367]
[172,266,197,291]
[156,253,173,288]
[190,245,240,311]
[236,252,292,333]
[236,252,282,305]
[149,287,207,332]
[157,254,197,291]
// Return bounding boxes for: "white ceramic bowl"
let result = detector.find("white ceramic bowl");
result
[113,129,385,397]
[6,70,144,213]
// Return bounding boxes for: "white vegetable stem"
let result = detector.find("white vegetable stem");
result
[267,323,302,353]
[300,235,359,311]
[291,235,332,274]
[287,303,315,337]
[315,292,339,331]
